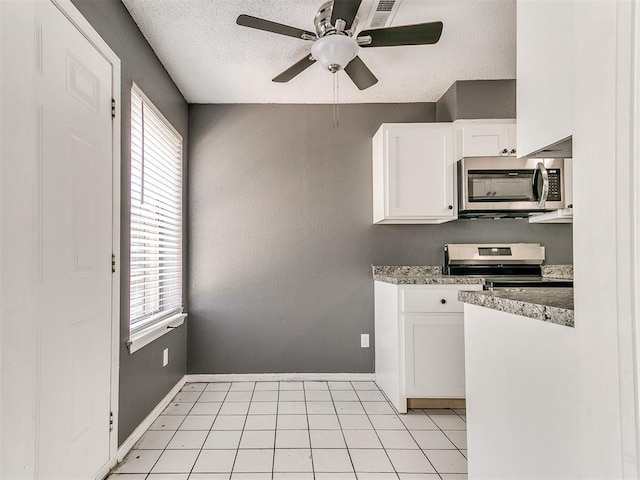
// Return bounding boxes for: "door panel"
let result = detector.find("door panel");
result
[35,1,113,478]
[404,315,466,398]
[69,127,98,273]
[461,124,513,157]
[386,124,454,218]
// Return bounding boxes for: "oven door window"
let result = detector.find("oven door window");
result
[467,170,535,202]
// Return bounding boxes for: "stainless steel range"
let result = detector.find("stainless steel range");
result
[444,243,573,289]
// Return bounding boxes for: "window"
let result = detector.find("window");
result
[129,84,183,335]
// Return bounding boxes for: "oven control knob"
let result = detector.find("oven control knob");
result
[440,299,447,304]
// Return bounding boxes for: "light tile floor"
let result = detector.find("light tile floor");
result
[108,381,467,480]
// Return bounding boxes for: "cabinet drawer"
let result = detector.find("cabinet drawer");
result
[401,288,466,313]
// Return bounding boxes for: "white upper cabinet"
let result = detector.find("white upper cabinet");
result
[453,120,517,159]
[373,123,456,224]
[517,0,572,157]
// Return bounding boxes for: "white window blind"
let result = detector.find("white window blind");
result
[130,85,183,333]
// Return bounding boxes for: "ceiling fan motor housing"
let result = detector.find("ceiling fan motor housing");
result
[311,34,359,72]
[314,1,358,37]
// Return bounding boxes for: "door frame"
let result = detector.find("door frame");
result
[48,0,121,473]
[632,0,640,473]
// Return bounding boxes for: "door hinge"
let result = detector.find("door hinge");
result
[112,253,116,273]
[111,99,116,119]
[109,411,114,432]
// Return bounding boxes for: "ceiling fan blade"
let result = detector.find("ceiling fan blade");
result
[272,55,316,83]
[344,56,378,90]
[330,0,362,30]
[237,14,316,40]
[358,21,443,47]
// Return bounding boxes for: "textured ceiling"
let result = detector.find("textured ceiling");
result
[121,0,516,104]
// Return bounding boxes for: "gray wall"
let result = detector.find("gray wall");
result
[188,103,572,375]
[71,0,188,445]
[436,80,516,121]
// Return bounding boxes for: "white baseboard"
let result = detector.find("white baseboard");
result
[115,375,187,463]
[185,373,377,383]
[96,459,116,480]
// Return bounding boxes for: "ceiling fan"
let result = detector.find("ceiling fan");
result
[236,0,443,90]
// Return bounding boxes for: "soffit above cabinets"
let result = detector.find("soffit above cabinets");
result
[121,0,516,104]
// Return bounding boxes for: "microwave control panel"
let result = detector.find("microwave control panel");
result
[548,170,561,201]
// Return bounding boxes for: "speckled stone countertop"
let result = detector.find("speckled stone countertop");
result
[458,288,574,327]
[372,266,484,285]
[541,265,573,279]
[373,265,574,326]
[373,265,572,285]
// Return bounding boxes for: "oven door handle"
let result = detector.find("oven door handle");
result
[533,162,549,209]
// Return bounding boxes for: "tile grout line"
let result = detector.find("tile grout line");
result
[301,381,315,479]
[180,382,211,479]
[272,382,280,480]
[376,384,455,479]
[189,382,221,478]
[410,406,467,477]
[329,381,359,477]
[192,381,232,478]
[141,382,207,477]
[423,407,469,465]
[452,407,468,459]
[354,380,400,479]
[235,382,257,477]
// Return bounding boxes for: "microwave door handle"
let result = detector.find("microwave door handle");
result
[534,162,550,208]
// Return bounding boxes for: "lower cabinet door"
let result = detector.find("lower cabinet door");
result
[403,314,466,398]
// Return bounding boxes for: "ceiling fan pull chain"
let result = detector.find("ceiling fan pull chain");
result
[333,72,340,128]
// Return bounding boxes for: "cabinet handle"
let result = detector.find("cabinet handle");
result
[501,148,508,154]
[510,148,516,154]
[440,299,447,304]
[448,205,453,210]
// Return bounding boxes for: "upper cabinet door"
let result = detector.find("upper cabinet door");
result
[517,0,572,157]
[454,120,516,159]
[373,123,456,224]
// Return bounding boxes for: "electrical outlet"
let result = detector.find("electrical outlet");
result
[163,348,169,367]
[361,334,370,348]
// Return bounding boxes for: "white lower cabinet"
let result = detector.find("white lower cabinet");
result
[374,282,482,413]
[404,315,465,398]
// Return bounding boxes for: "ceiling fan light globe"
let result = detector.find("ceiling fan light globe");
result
[311,34,358,72]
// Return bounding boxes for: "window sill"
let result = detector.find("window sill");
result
[127,312,187,354]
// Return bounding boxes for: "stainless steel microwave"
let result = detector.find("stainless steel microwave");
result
[457,157,566,218]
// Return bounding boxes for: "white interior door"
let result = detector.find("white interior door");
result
[34,1,114,477]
